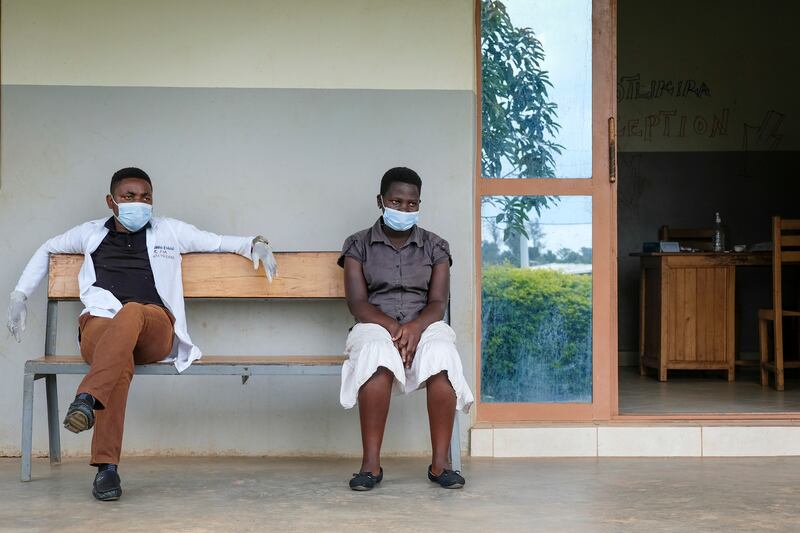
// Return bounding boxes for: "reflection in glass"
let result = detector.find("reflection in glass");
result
[481,196,592,403]
[481,0,592,179]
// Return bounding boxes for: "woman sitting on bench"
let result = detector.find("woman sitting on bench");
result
[338,167,474,491]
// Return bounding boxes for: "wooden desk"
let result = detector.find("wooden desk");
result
[634,252,771,381]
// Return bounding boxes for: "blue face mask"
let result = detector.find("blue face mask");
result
[381,200,419,231]
[113,200,152,232]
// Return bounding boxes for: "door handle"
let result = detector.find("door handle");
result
[608,116,617,183]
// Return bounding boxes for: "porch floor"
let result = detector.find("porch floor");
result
[3,456,800,531]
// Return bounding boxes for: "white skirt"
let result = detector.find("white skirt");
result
[340,321,474,413]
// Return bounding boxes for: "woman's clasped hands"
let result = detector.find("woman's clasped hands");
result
[389,321,425,368]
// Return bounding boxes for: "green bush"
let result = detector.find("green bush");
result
[481,265,592,403]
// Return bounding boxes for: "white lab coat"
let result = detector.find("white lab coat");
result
[14,217,253,372]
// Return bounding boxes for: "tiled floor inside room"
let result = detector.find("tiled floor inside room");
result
[618,366,800,413]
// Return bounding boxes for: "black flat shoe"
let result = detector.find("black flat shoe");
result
[428,465,465,489]
[63,397,95,433]
[92,470,122,501]
[349,467,383,491]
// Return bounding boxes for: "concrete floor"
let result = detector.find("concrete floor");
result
[2,457,800,532]
[619,366,800,413]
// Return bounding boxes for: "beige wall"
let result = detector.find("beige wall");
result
[2,0,475,90]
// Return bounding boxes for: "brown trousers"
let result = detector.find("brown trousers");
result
[77,302,174,465]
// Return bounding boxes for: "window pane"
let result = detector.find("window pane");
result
[481,196,593,402]
[481,0,592,178]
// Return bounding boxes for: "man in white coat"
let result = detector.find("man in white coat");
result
[6,167,277,501]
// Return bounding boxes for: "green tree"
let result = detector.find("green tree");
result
[481,0,563,241]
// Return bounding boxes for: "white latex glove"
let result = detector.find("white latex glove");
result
[7,290,27,343]
[251,237,277,283]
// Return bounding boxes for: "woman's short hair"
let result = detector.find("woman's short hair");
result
[380,167,422,196]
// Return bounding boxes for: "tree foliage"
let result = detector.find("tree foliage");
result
[481,0,563,239]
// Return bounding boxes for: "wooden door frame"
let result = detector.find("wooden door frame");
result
[473,0,618,422]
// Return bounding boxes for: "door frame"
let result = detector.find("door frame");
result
[473,0,618,422]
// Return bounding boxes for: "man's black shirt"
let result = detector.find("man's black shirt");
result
[91,217,165,307]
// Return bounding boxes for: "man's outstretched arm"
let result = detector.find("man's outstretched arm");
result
[7,223,87,342]
[170,219,277,281]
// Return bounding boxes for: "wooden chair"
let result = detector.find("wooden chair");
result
[759,217,800,390]
[659,226,714,251]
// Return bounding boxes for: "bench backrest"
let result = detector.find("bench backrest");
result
[48,252,344,300]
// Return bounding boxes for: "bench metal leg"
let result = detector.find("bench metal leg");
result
[449,412,462,472]
[21,372,35,482]
[45,375,61,465]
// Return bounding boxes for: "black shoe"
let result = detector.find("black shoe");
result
[349,467,383,491]
[63,396,95,433]
[428,465,465,489]
[92,470,122,501]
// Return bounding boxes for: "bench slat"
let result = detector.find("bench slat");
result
[48,252,345,300]
[25,355,346,377]
[28,355,346,366]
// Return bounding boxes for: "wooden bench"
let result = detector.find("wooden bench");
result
[21,252,461,481]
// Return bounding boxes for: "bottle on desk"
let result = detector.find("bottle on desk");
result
[712,212,726,252]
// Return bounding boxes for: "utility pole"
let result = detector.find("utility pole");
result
[519,233,529,268]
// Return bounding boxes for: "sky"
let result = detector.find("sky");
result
[481,196,592,254]
[504,0,592,179]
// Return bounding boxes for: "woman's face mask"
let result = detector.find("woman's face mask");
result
[381,199,419,231]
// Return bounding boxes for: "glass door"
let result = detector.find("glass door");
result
[476,0,617,421]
